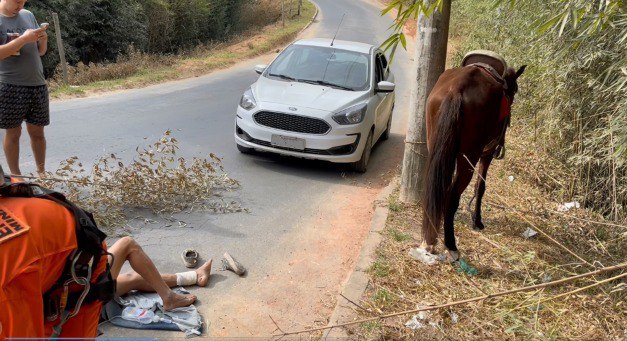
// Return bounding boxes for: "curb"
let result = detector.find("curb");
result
[323,176,399,338]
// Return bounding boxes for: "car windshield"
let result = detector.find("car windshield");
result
[265,44,370,91]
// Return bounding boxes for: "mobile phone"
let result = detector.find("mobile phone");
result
[40,23,49,29]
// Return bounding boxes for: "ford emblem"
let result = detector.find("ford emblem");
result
[289,107,298,111]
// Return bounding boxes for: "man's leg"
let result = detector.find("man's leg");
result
[3,126,22,175]
[116,259,213,296]
[25,124,46,176]
[107,237,196,310]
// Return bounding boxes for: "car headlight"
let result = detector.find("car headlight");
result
[239,88,257,110]
[332,103,368,125]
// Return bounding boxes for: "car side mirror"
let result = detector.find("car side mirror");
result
[254,64,267,75]
[376,81,395,93]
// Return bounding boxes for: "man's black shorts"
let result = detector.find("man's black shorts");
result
[0,82,49,129]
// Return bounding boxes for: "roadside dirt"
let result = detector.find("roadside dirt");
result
[208,180,383,337]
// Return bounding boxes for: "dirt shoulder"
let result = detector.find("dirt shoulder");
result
[346,126,626,339]
[49,1,316,100]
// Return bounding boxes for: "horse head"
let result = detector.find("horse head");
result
[503,65,527,103]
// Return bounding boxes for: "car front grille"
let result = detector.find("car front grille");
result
[253,111,331,135]
[249,138,357,155]
[235,125,359,156]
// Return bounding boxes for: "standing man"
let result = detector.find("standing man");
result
[0,0,49,177]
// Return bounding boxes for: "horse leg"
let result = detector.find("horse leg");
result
[443,157,476,261]
[472,154,494,230]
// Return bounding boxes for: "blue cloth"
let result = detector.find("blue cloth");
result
[101,300,179,331]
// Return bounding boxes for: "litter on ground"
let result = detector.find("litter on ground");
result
[522,227,538,239]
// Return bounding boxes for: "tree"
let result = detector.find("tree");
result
[381,0,449,203]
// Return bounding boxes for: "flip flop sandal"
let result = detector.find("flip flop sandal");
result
[181,249,199,268]
[221,252,246,276]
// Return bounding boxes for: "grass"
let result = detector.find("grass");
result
[389,229,411,242]
[49,1,316,99]
[347,126,627,339]
[370,259,391,278]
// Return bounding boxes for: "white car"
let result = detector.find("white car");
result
[234,38,395,172]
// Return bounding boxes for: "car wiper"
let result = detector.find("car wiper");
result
[268,73,297,81]
[300,79,354,91]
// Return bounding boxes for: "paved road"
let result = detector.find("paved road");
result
[8,0,413,337]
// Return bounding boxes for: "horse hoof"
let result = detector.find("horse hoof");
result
[420,241,436,254]
[472,219,485,231]
[447,250,460,262]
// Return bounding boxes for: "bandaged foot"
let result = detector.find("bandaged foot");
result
[176,271,198,286]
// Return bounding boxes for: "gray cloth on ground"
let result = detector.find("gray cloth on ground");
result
[115,287,202,336]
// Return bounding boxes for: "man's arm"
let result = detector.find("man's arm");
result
[0,29,41,60]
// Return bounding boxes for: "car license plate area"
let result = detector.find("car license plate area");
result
[271,134,305,151]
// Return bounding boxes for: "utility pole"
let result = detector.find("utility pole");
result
[52,12,68,85]
[282,0,285,27]
[399,0,451,203]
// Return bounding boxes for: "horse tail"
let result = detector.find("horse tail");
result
[422,92,462,246]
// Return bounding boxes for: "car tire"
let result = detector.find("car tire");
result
[352,130,373,173]
[237,144,253,154]
[381,105,394,141]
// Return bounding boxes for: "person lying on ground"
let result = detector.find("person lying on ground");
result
[108,236,213,310]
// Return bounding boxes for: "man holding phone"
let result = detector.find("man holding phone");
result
[0,0,49,178]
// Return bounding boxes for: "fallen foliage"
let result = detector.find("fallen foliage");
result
[37,130,242,230]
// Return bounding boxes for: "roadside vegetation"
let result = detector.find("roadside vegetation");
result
[350,0,626,338]
[28,0,314,98]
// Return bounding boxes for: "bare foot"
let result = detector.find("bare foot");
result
[196,259,212,287]
[162,290,196,310]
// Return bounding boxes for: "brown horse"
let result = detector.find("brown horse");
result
[421,63,526,260]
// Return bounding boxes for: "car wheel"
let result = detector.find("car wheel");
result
[381,105,394,141]
[352,130,373,173]
[237,144,253,154]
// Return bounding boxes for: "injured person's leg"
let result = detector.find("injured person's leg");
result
[116,260,213,296]
[107,237,202,311]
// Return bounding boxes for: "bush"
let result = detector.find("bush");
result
[27,0,286,75]
[449,0,626,220]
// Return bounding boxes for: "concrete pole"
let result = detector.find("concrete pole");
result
[282,0,285,27]
[52,12,68,85]
[399,0,451,203]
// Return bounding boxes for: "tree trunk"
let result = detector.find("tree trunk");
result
[298,0,302,16]
[399,0,451,203]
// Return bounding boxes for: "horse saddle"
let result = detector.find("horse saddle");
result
[462,50,510,160]
[462,50,510,121]
[462,50,507,76]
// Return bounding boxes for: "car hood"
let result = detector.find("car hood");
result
[253,76,368,112]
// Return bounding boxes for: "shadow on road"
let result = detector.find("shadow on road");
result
[236,132,405,189]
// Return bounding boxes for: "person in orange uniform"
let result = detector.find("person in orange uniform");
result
[0,169,108,338]
[0,166,208,338]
